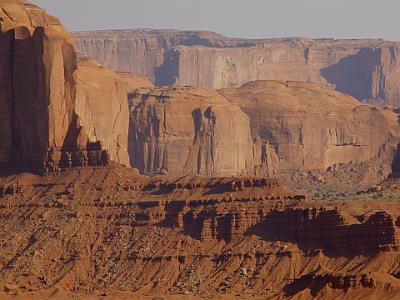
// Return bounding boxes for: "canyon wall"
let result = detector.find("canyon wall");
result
[0,0,131,170]
[219,81,400,176]
[2,2,400,181]
[129,86,254,176]
[129,81,400,181]
[74,29,400,106]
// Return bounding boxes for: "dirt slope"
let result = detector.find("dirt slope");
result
[0,165,399,299]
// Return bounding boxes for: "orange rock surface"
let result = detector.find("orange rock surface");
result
[0,165,399,299]
[0,0,132,170]
[128,81,400,186]
[1,2,400,300]
[129,86,254,176]
[219,81,400,177]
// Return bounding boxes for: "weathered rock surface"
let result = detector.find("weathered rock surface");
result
[117,71,154,91]
[0,0,71,38]
[127,81,400,183]
[260,208,399,254]
[219,81,400,179]
[286,271,400,298]
[74,29,400,106]
[129,86,254,175]
[73,29,255,85]
[74,57,130,166]
[0,0,131,170]
[0,165,399,299]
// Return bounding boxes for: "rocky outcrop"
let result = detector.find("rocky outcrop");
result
[1,165,399,298]
[127,81,400,181]
[149,198,398,255]
[129,86,254,176]
[74,29,400,106]
[219,81,400,178]
[261,209,399,255]
[286,272,400,297]
[0,0,131,171]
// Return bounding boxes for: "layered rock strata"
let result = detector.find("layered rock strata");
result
[262,209,399,254]
[0,0,131,171]
[74,29,400,106]
[0,165,399,298]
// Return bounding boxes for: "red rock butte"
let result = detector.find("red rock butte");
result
[0,1,400,300]
[0,0,151,173]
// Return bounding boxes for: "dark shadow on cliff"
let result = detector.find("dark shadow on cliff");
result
[284,273,316,297]
[128,120,145,173]
[0,164,33,177]
[128,106,147,174]
[246,209,396,258]
[202,183,234,195]
[61,112,81,151]
[390,143,400,176]
[182,108,203,174]
[320,48,380,101]
[157,200,187,228]
[6,27,49,173]
[390,114,400,176]
[154,48,180,86]
[284,273,348,298]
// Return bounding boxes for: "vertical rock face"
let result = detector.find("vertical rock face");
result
[0,30,13,164]
[0,24,75,167]
[219,81,400,176]
[0,0,130,170]
[74,58,130,166]
[129,86,254,175]
[73,30,256,84]
[127,81,400,179]
[74,30,400,106]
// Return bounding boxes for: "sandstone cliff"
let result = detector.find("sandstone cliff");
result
[74,57,130,166]
[129,86,254,176]
[117,72,154,91]
[74,29,400,106]
[219,81,400,178]
[0,0,131,170]
[128,81,400,182]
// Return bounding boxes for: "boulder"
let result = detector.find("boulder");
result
[4,283,18,295]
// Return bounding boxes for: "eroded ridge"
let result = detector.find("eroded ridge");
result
[0,165,399,299]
